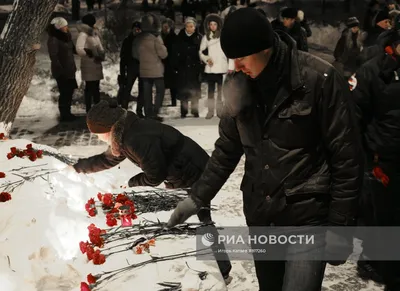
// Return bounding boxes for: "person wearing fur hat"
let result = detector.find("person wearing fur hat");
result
[132,13,168,121]
[161,18,179,107]
[199,14,231,119]
[170,17,203,118]
[364,9,391,46]
[280,7,308,51]
[76,14,105,113]
[351,25,400,291]
[167,8,363,291]
[119,21,144,115]
[47,17,78,122]
[333,17,366,78]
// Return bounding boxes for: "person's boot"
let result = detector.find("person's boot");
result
[205,111,214,119]
[357,260,384,283]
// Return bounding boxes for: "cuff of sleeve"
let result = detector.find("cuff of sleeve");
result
[328,208,357,226]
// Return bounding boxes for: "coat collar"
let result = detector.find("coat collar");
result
[110,111,139,157]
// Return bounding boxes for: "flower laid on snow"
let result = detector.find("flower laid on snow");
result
[85,198,97,217]
[0,192,11,202]
[92,249,106,265]
[106,212,118,227]
[134,238,156,254]
[0,172,5,178]
[88,224,105,247]
[80,282,91,291]
[87,273,98,284]
[79,241,90,254]
[0,133,7,140]
[6,144,43,161]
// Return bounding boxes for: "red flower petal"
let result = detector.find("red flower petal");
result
[0,172,5,178]
[79,241,88,254]
[6,153,14,159]
[10,147,17,154]
[26,144,33,149]
[0,192,12,202]
[80,282,91,291]
[87,273,97,284]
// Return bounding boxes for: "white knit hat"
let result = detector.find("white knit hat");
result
[51,17,68,30]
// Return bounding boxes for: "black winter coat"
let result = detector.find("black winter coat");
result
[171,29,203,99]
[73,112,209,188]
[162,29,179,89]
[47,25,77,79]
[352,52,400,163]
[190,32,363,227]
[271,20,308,52]
[120,33,140,77]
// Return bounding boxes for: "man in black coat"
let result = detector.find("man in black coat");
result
[351,27,400,291]
[167,8,363,291]
[119,21,144,116]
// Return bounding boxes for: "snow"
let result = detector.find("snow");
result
[0,122,12,135]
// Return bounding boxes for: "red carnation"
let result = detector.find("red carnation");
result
[80,282,91,291]
[106,213,118,227]
[102,193,114,208]
[0,192,12,202]
[97,192,103,201]
[26,144,33,149]
[17,151,24,158]
[86,245,95,261]
[0,133,4,140]
[88,208,96,217]
[79,241,89,254]
[6,153,14,159]
[373,166,390,187]
[115,193,129,204]
[29,153,37,162]
[36,150,43,158]
[88,224,105,247]
[87,273,97,284]
[92,249,106,265]
[10,147,17,154]
[0,172,5,178]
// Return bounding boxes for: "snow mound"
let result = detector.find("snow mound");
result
[0,139,229,291]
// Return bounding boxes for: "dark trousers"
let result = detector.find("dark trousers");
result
[206,73,223,114]
[254,260,326,291]
[85,80,100,112]
[142,77,165,117]
[359,160,400,290]
[56,78,76,118]
[170,87,177,106]
[122,68,144,113]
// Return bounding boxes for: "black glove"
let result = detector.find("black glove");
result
[324,229,354,266]
[167,196,202,227]
[128,173,144,187]
[84,48,94,58]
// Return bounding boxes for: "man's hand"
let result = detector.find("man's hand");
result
[167,197,201,228]
[324,229,354,266]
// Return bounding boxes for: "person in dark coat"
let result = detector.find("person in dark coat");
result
[161,18,179,106]
[118,21,144,115]
[364,9,391,46]
[171,17,203,118]
[72,100,209,189]
[167,8,363,291]
[280,7,308,52]
[333,17,366,78]
[363,0,385,32]
[351,27,400,290]
[47,17,78,122]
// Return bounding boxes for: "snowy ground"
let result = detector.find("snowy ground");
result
[0,17,384,291]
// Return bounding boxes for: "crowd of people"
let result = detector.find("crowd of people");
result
[48,0,400,290]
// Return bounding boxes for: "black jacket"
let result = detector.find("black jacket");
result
[120,33,140,77]
[352,51,400,163]
[73,112,209,188]
[190,32,363,227]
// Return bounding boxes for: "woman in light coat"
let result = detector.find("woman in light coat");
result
[76,14,105,112]
[199,14,233,119]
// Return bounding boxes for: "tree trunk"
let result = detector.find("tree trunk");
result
[0,0,58,136]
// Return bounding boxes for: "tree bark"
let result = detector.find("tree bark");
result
[0,0,58,136]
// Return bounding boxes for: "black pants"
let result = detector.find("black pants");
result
[56,78,77,118]
[85,80,100,112]
[142,77,165,117]
[206,73,223,114]
[359,159,400,290]
[121,67,144,113]
[170,87,178,106]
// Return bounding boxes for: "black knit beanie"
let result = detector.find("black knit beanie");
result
[375,10,389,25]
[86,100,126,134]
[82,14,96,27]
[281,7,298,19]
[346,16,360,28]
[221,8,274,59]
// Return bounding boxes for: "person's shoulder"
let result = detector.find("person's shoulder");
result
[297,50,336,79]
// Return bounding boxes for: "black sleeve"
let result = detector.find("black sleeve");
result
[333,35,346,61]
[73,147,126,174]
[318,68,364,226]
[126,138,168,187]
[301,20,312,37]
[191,116,244,204]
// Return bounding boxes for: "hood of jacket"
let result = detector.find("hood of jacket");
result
[203,13,223,40]
[141,13,161,34]
[77,23,97,36]
[162,18,175,30]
